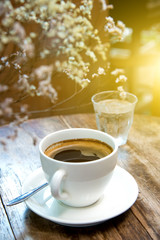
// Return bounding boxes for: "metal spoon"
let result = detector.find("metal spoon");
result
[6,182,48,206]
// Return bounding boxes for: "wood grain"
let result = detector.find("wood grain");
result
[0,196,15,240]
[0,114,160,240]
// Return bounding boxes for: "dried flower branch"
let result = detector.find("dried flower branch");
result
[0,0,126,128]
[111,68,127,99]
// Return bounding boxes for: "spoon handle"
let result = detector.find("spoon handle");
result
[6,182,48,206]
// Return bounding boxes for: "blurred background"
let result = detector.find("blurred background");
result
[110,0,160,116]
[1,0,160,123]
[33,0,160,117]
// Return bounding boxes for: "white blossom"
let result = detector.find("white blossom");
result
[98,67,105,75]
[116,75,127,83]
[111,68,125,76]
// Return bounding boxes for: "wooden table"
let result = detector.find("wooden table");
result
[1,114,160,240]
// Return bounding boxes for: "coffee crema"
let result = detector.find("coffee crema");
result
[44,138,113,163]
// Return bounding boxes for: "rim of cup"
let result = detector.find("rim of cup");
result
[39,128,118,165]
[91,90,138,105]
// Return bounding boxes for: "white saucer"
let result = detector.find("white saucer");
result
[22,166,138,227]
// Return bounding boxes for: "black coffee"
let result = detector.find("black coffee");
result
[44,138,113,163]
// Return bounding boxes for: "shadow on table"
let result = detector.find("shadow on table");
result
[23,208,129,239]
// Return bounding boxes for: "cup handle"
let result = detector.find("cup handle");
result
[50,169,68,200]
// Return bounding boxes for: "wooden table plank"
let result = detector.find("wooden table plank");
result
[0,197,15,240]
[0,114,160,239]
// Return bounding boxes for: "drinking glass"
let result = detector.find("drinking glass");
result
[91,91,138,146]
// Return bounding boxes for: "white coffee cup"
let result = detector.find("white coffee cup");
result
[39,128,118,207]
